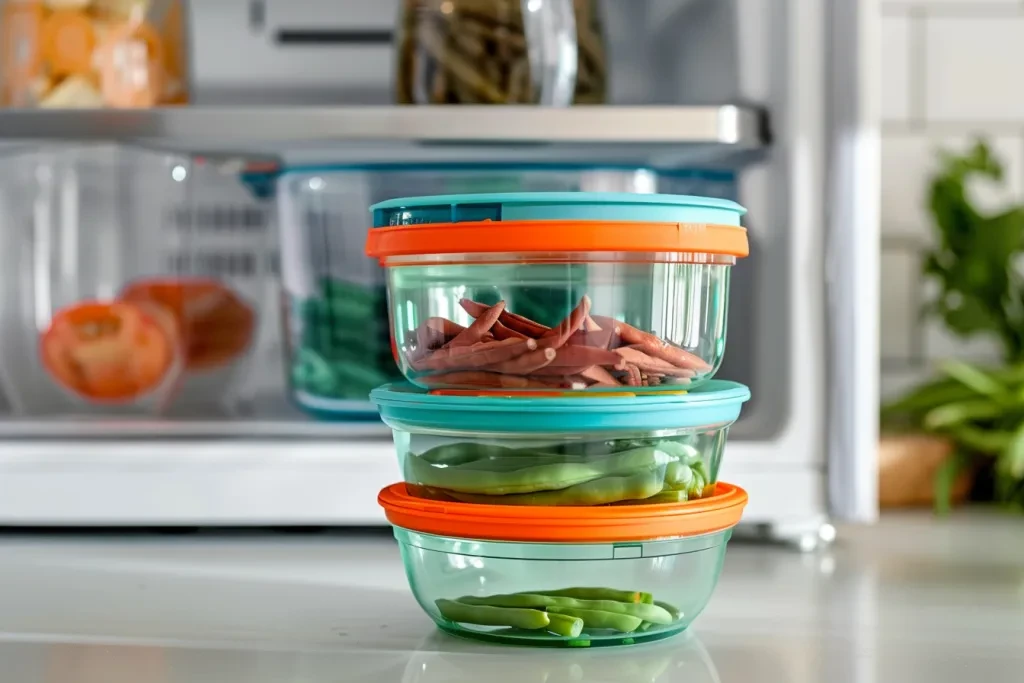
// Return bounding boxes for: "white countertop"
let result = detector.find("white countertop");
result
[0,513,1022,683]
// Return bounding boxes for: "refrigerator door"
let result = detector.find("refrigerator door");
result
[826,0,880,522]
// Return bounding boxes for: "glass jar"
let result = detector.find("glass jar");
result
[395,0,607,105]
[0,0,189,108]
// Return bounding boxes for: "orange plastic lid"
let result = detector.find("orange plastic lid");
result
[378,482,748,543]
[41,10,96,77]
[366,220,749,261]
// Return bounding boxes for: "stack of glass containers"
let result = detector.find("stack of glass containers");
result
[365,193,751,646]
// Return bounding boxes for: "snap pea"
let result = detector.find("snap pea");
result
[656,441,702,465]
[416,442,518,467]
[532,587,653,604]
[445,468,664,505]
[615,489,689,504]
[408,446,671,496]
[435,599,550,630]
[547,606,643,633]
[546,613,584,638]
[654,600,682,622]
[665,461,694,489]
[688,470,706,498]
[457,593,674,624]
[691,459,710,483]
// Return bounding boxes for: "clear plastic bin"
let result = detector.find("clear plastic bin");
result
[0,145,267,417]
[278,171,404,418]
[366,193,748,393]
[1,0,190,108]
[379,481,748,647]
[371,381,750,506]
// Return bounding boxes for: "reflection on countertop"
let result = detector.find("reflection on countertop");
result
[0,512,1022,683]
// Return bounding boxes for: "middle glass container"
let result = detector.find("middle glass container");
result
[365,192,749,393]
[371,380,750,506]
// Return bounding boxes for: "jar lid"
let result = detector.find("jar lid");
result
[370,192,746,226]
[365,193,748,260]
[370,380,750,432]
[378,482,748,542]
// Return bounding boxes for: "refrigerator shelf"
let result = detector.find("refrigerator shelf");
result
[0,106,768,167]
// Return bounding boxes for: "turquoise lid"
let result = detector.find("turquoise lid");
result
[370,192,746,228]
[370,381,750,433]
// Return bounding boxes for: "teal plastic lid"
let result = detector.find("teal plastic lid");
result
[370,192,746,228]
[370,381,750,433]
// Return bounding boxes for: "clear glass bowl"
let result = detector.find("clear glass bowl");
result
[366,193,748,393]
[379,481,748,647]
[371,381,750,506]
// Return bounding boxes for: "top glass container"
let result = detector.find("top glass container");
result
[395,0,606,105]
[365,192,748,393]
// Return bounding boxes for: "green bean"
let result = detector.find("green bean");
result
[457,593,674,624]
[654,600,682,621]
[417,442,517,467]
[688,470,706,498]
[545,613,584,637]
[446,468,664,505]
[547,606,643,633]
[692,460,710,484]
[434,599,550,630]
[531,587,652,604]
[656,441,701,465]
[410,446,671,496]
[664,461,693,489]
[615,490,689,505]
[453,451,593,472]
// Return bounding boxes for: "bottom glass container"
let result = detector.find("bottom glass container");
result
[379,481,747,647]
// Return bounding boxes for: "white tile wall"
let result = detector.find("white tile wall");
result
[881,15,912,122]
[880,1,1024,397]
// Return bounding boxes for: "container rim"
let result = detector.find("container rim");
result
[372,380,749,409]
[392,526,733,560]
[377,482,748,543]
[365,219,748,260]
[370,191,747,215]
[371,380,749,433]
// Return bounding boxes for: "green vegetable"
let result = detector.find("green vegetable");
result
[288,277,401,403]
[618,490,688,504]
[545,613,584,638]
[445,468,664,506]
[457,593,673,624]
[407,445,671,496]
[653,600,682,621]
[531,587,652,604]
[407,436,717,506]
[546,606,643,633]
[435,599,550,630]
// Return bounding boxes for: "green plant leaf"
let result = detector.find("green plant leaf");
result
[939,360,1007,397]
[933,451,970,516]
[881,377,985,420]
[922,399,1004,430]
[948,424,1011,453]
[1004,421,1024,479]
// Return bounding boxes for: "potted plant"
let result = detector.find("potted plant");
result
[882,141,1024,513]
